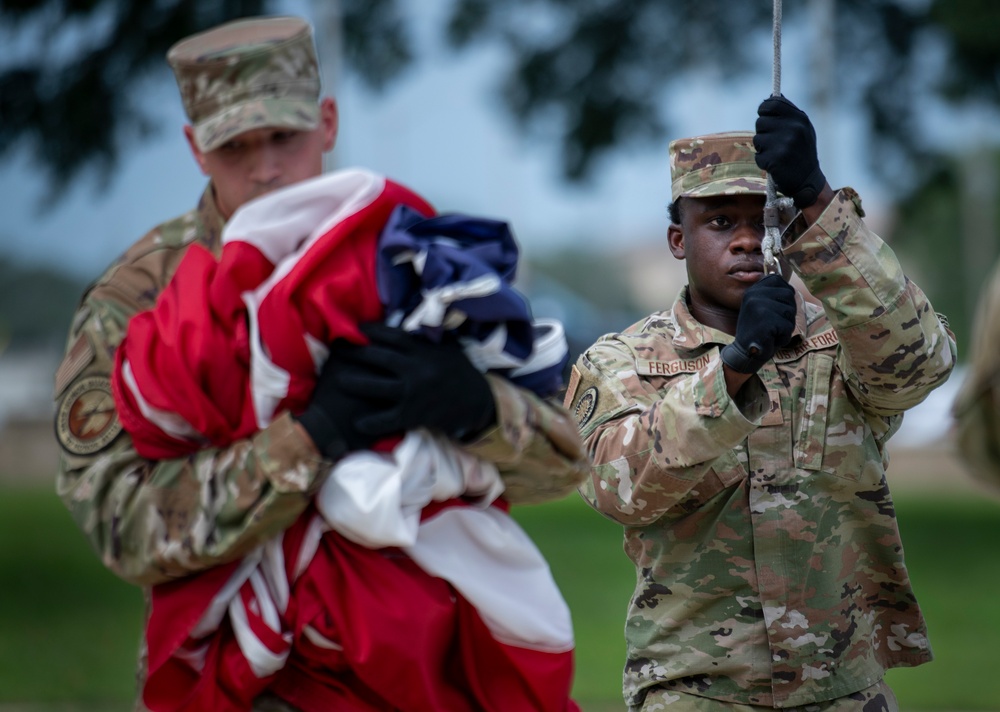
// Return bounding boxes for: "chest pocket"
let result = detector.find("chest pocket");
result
[792,353,873,481]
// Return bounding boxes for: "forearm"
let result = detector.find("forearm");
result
[56,411,325,586]
[459,374,589,505]
[724,365,755,398]
[784,188,957,411]
[834,282,955,411]
[797,183,836,226]
[55,263,333,585]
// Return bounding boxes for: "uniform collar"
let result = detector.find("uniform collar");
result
[669,285,809,351]
[195,183,227,256]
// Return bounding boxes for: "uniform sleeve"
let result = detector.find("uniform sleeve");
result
[572,339,768,526]
[783,188,957,415]
[457,374,590,505]
[54,275,327,587]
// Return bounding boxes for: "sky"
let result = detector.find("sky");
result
[0,0,895,281]
[0,1,992,440]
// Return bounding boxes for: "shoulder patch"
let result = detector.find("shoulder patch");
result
[55,376,123,455]
[573,387,599,427]
[54,334,95,398]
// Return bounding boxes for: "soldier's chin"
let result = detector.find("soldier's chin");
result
[246,184,286,203]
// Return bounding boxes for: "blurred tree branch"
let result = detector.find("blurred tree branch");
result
[445,0,1000,188]
[2,0,1000,194]
[0,0,413,195]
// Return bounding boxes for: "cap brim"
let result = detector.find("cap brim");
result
[194,98,320,152]
[674,176,771,201]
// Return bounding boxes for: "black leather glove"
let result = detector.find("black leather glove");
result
[753,95,827,209]
[294,344,384,459]
[720,275,797,374]
[331,322,497,440]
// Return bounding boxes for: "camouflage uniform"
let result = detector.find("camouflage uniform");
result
[53,16,589,712]
[568,133,956,709]
[639,679,897,712]
[952,258,1000,488]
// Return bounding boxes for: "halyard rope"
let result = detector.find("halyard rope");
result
[762,0,788,276]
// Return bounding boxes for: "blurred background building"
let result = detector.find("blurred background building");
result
[2,0,999,481]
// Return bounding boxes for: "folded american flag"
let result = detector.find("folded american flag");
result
[110,169,579,711]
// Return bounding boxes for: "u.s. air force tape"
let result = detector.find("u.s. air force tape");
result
[55,376,123,455]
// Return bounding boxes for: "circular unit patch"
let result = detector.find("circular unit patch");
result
[574,387,598,427]
[56,376,123,455]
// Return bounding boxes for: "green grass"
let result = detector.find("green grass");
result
[512,497,635,708]
[2,486,999,709]
[0,488,144,706]
[519,493,1000,710]
[883,493,1000,709]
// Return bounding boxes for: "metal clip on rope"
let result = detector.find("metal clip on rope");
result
[762,192,783,277]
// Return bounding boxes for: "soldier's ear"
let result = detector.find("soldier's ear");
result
[667,223,686,261]
[183,125,210,176]
[320,97,338,152]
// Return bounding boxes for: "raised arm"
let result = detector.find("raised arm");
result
[753,95,956,413]
[782,190,956,414]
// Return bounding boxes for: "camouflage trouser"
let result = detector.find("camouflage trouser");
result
[632,679,898,712]
[251,692,301,711]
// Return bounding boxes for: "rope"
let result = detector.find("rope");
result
[770,0,782,96]
[762,0,789,276]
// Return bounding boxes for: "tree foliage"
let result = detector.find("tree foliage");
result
[889,151,1000,356]
[2,0,1000,193]
[445,0,1000,186]
[0,255,86,349]
[1,0,259,193]
[0,0,413,194]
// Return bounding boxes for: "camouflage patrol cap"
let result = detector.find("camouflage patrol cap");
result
[669,131,769,202]
[167,16,321,153]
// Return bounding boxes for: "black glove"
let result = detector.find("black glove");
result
[720,275,797,374]
[753,95,827,209]
[331,322,496,440]
[294,344,384,459]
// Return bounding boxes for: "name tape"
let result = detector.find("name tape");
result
[636,329,838,377]
[636,353,713,377]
